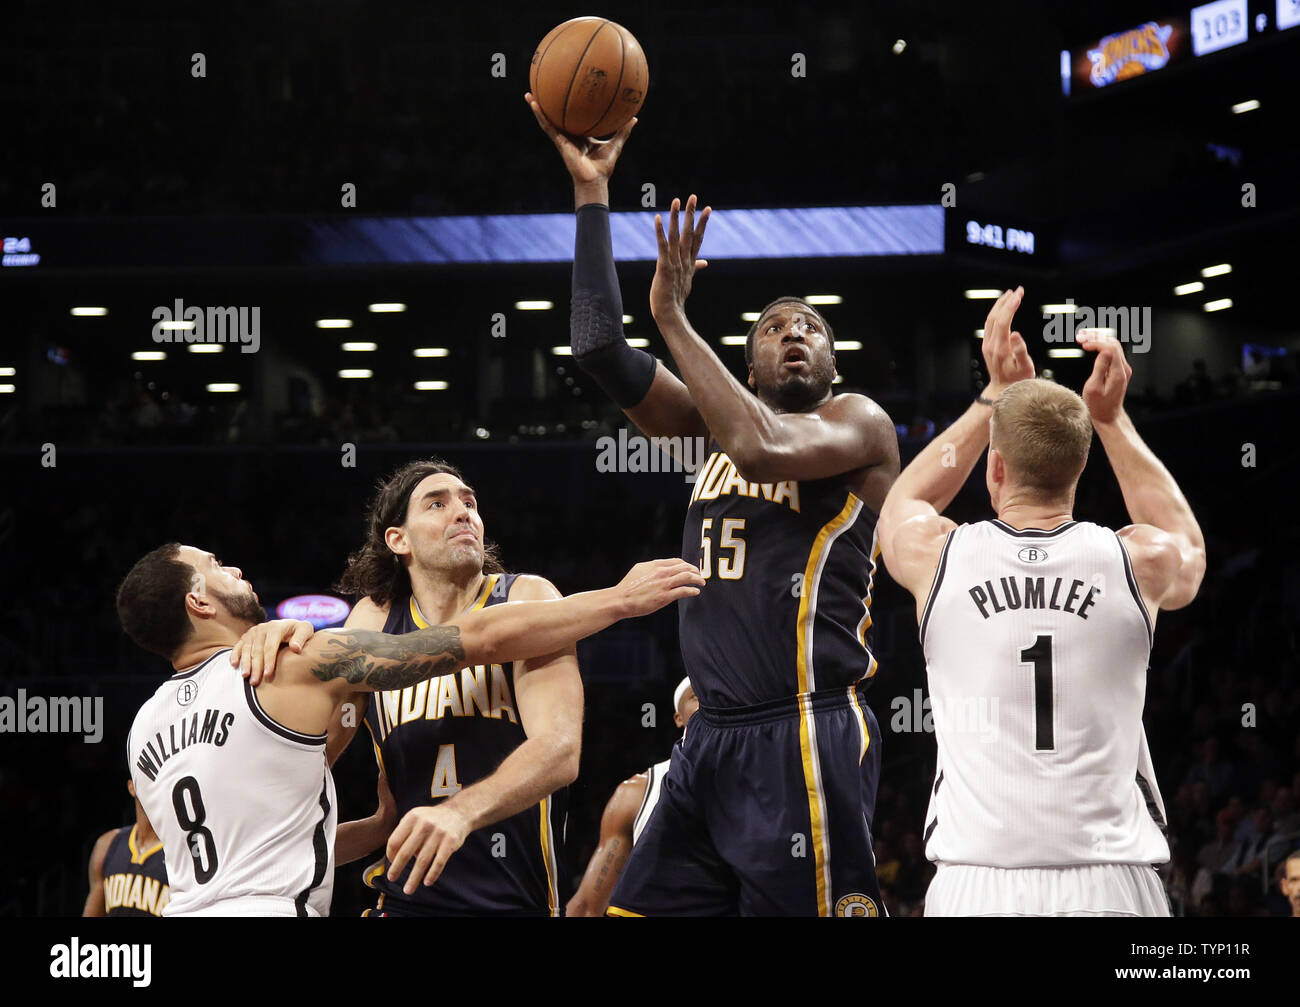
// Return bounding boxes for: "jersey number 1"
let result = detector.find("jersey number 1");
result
[172,776,219,884]
[1019,634,1055,751]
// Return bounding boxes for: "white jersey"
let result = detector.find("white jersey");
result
[127,648,337,916]
[919,519,1168,868]
[631,758,672,845]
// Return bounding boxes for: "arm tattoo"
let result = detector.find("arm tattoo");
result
[308,628,467,690]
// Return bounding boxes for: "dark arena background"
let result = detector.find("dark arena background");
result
[1,0,1297,970]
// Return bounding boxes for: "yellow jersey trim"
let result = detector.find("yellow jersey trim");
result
[605,905,645,917]
[128,825,163,866]
[794,493,860,917]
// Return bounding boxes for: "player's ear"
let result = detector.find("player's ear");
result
[184,591,215,619]
[384,526,412,556]
[747,365,756,390]
[126,779,136,800]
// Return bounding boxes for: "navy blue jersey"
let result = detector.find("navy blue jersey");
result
[101,825,169,917]
[363,573,568,915]
[679,442,880,708]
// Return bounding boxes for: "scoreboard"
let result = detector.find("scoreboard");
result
[1062,0,1299,94]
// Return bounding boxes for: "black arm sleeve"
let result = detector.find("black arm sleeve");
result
[571,203,656,409]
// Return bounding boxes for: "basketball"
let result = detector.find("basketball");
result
[529,17,648,138]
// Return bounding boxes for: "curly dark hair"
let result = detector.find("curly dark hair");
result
[744,296,835,367]
[334,459,505,606]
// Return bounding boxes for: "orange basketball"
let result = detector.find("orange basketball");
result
[529,17,648,138]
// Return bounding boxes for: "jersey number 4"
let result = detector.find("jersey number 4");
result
[1019,634,1055,751]
[173,776,219,884]
[699,518,746,580]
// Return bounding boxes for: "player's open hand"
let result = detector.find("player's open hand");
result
[616,558,706,618]
[650,194,711,321]
[386,804,472,894]
[232,618,315,685]
[525,91,636,187]
[1079,328,1132,425]
[980,286,1034,397]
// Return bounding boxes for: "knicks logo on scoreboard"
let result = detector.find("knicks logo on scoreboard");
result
[1087,21,1173,87]
[835,893,880,917]
[1017,546,1048,564]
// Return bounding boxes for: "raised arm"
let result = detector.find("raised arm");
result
[294,558,704,697]
[566,774,646,917]
[526,92,708,448]
[1078,331,1207,611]
[649,196,896,482]
[879,288,1035,605]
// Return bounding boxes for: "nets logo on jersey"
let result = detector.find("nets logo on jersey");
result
[176,680,198,706]
[1017,546,1048,564]
[835,893,880,917]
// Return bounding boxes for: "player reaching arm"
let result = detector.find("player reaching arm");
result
[527,94,897,490]
[1076,330,1206,615]
[878,287,1036,606]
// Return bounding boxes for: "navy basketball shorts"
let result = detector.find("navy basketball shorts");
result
[607,684,884,917]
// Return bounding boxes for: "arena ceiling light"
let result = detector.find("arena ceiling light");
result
[0,384,14,394]
[70,306,108,316]
[315,318,353,328]
[1231,99,1260,114]
[1174,281,1205,296]
[0,367,15,376]
[740,312,761,322]
[131,351,166,361]
[414,381,449,391]
[338,369,373,378]
[622,314,634,324]
[413,347,450,357]
[1047,348,1085,358]
[832,375,845,384]
[188,345,223,354]
[368,303,406,312]
[964,289,1001,300]
[158,320,194,331]
[206,383,240,393]
[1200,263,1232,277]
[805,294,843,305]
[720,336,748,345]
[627,338,650,348]
[833,341,863,350]
[515,300,553,310]
[974,329,985,339]
[1203,298,1233,312]
[341,341,378,352]
[551,346,573,356]
[1041,303,1077,314]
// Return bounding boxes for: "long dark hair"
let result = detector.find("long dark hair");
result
[334,459,505,606]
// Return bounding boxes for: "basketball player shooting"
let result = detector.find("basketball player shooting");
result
[116,544,702,915]
[877,288,1207,916]
[529,93,901,916]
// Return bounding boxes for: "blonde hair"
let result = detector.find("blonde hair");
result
[990,379,1092,499]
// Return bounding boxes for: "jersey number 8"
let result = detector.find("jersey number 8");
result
[173,776,219,884]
